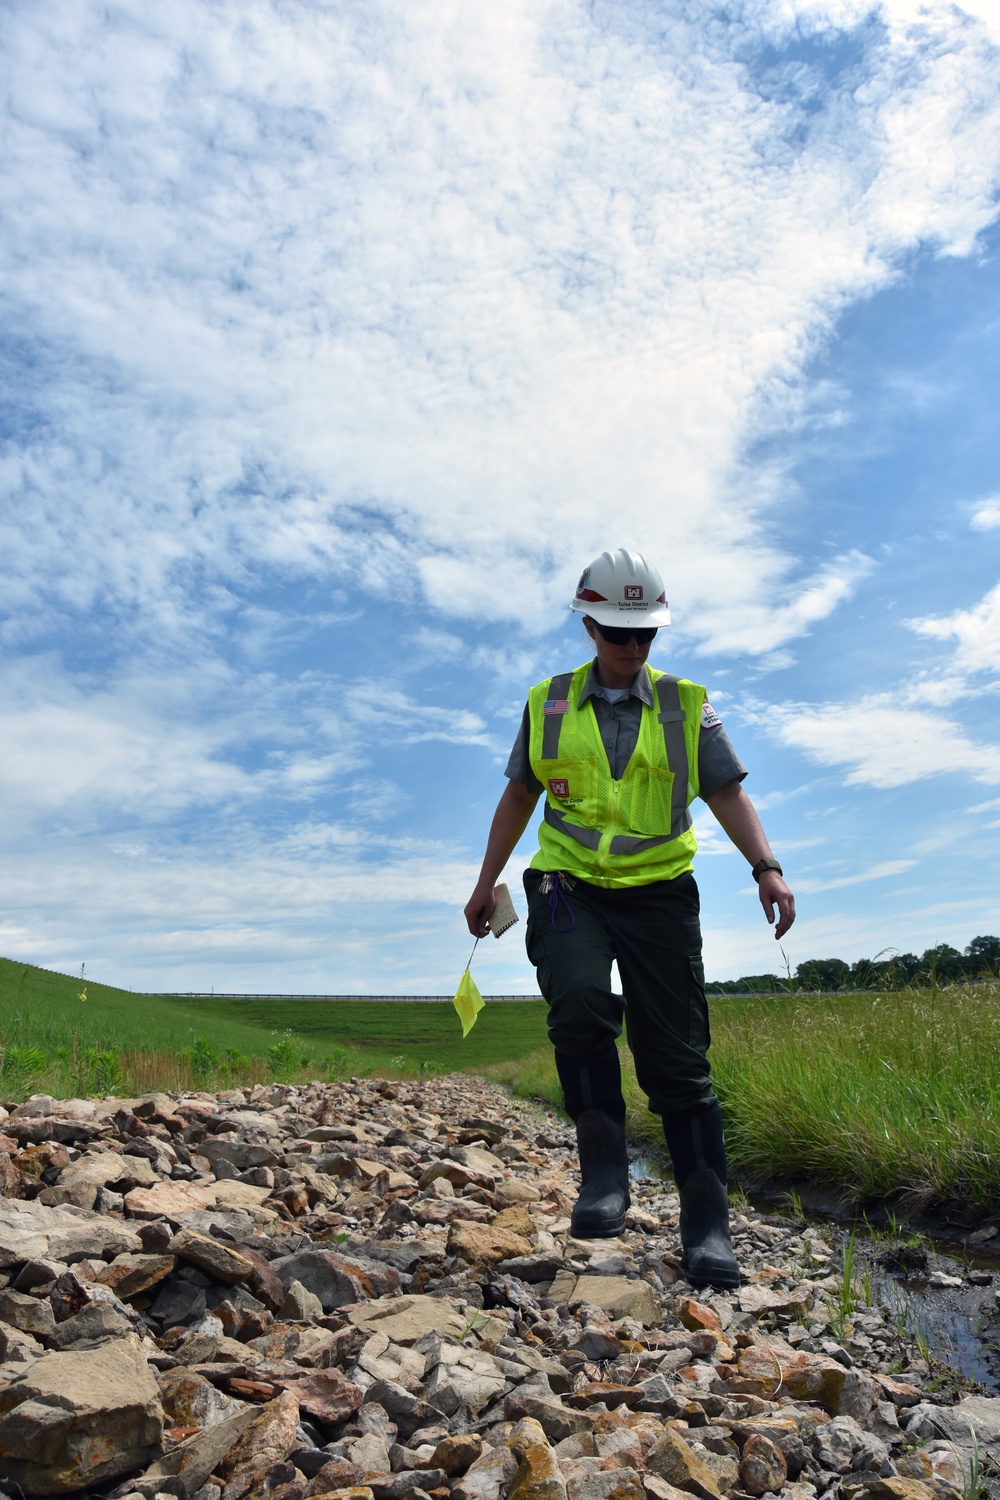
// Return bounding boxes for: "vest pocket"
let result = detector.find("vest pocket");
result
[623,765,675,837]
[535,759,596,820]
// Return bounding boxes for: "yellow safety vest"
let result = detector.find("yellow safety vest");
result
[527,662,706,888]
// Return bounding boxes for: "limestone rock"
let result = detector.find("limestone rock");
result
[732,1343,877,1419]
[169,1227,256,1284]
[92,1251,178,1298]
[135,1403,260,1498]
[0,1333,163,1495]
[646,1429,722,1500]
[568,1276,662,1327]
[739,1433,788,1496]
[452,1445,519,1500]
[124,1181,216,1220]
[447,1219,535,1264]
[279,1369,365,1424]
[346,1294,469,1344]
[507,1420,567,1500]
[271,1249,399,1310]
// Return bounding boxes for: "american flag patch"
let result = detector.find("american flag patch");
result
[543,699,569,715]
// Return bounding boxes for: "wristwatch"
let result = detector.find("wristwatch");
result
[751,858,783,883]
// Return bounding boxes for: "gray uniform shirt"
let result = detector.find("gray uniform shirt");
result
[504,660,747,799]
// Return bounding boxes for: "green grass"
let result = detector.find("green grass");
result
[0,956,549,1101]
[4,955,999,1218]
[492,982,1000,1217]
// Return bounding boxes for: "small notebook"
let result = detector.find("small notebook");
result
[490,882,519,938]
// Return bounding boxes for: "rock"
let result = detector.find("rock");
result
[567,1276,661,1327]
[0,1333,163,1494]
[452,1446,519,1500]
[512,1416,566,1500]
[432,1433,484,1476]
[135,1404,260,1498]
[511,1398,594,1445]
[871,1373,924,1407]
[272,1250,400,1310]
[731,1344,877,1419]
[160,1369,249,1431]
[447,1220,535,1264]
[369,1472,447,1500]
[642,1478,703,1500]
[49,1300,136,1347]
[170,1228,257,1284]
[0,1285,57,1338]
[304,1459,366,1492]
[365,1378,449,1440]
[565,1475,646,1500]
[346,1294,470,1344]
[124,1182,216,1221]
[738,1433,787,1496]
[860,1481,941,1500]
[219,1391,301,1477]
[280,1370,365,1425]
[93,1251,178,1298]
[282,1278,326,1320]
[422,1346,510,1415]
[0,1321,44,1363]
[38,1150,159,1208]
[738,1284,812,1316]
[677,1299,722,1334]
[646,1429,722,1500]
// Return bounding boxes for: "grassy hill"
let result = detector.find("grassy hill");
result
[0,956,549,1102]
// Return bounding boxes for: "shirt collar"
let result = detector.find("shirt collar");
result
[578,660,654,708]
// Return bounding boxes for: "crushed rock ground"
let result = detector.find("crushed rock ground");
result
[2,1074,999,1500]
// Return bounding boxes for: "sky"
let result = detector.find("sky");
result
[1,0,999,996]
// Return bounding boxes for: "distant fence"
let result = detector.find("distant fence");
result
[157,993,544,1003]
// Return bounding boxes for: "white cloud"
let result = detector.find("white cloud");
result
[1,0,998,659]
[0,653,492,830]
[971,499,1000,530]
[908,581,1000,679]
[750,693,1000,787]
[794,858,917,893]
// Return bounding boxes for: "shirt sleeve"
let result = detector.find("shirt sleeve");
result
[504,704,545,795]
[697,722,748,800]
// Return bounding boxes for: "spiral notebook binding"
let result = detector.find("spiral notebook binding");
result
[490,882,519,938]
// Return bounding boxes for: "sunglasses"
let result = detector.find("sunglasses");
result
[593,621,658,645]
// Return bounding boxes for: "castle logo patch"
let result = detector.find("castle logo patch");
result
[701,700,722,730]
[548,777,570,797]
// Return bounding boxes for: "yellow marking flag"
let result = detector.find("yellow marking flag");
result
[453,966,485,1037]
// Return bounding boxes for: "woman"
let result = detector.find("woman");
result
[464,547,795,1288]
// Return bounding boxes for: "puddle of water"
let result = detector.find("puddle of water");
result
[627,1146,1000,1391]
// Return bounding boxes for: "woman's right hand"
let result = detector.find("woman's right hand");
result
[464,882,496,937]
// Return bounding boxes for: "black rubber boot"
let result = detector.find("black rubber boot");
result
[662,1098,740,1289]
[555,1047,630,1239]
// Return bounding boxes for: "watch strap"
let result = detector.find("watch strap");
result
[752,858,783,883]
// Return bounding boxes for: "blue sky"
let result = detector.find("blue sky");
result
[1,0,998,995]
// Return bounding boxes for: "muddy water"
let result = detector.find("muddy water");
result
[629,1149,1000,1391]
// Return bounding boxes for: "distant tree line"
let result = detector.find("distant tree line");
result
[707,935,1000,994]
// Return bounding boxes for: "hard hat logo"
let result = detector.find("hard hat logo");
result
[570,547,671,628]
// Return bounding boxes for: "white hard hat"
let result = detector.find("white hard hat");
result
[570,549,671,627]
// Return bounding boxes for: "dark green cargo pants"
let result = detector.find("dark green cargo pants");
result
[523,867,716,1116]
